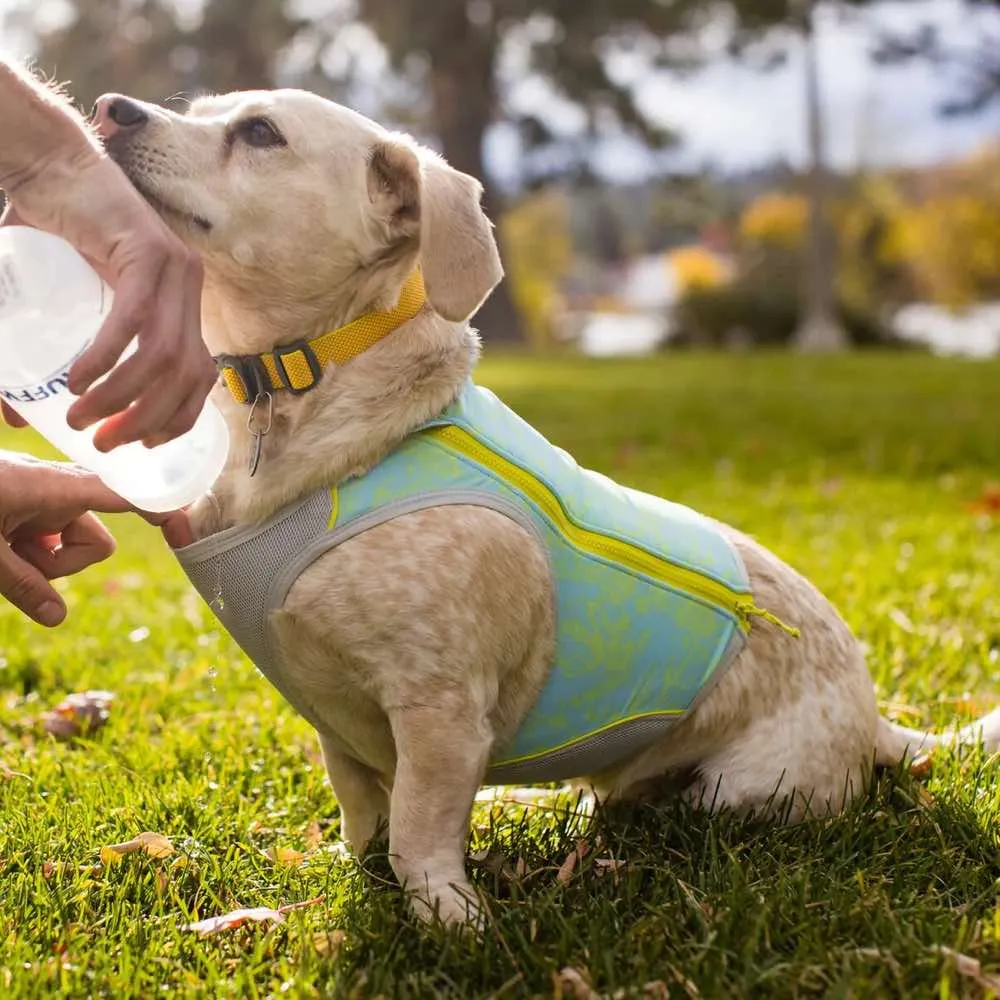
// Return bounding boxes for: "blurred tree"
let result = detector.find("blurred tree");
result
[500,188,573,345]
[740,192,808,247]
[874,1,1000,116]
[6,0,306,107]
[8,0,853,343]
[886,144,1000,309]
[667,245,728,292]
[793,0,848,352]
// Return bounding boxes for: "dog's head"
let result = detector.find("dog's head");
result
[94,89,502,330]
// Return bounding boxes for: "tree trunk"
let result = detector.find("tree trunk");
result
[795,2,850,352]
[427,12,525,344]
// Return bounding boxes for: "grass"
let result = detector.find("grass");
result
[2,350,1000,999]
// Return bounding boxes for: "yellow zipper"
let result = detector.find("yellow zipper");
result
[422,425,799,637]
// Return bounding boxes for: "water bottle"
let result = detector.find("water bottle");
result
[0,226,229,513]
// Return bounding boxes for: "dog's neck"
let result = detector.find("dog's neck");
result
[191,270,479,539]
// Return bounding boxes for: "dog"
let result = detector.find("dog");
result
[94,88,1000,926]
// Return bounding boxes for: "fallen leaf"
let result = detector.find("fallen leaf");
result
[888,608,915,633]
[41,861,101,880]
[184,895,324,936]
[594,857,629,885]
[642,981,671,999]
[855,947,903,975]
[909,753,935,779]
[100,831,174,865]
[935,946,1000,991]
[556,967,600,1000]
[968,486,1000,517]
[269,846,305,867]
[312,930,346,956]
[184,906,286,936]
[556,840,590,886]
[40,690,114,741]
[304,820,323,851]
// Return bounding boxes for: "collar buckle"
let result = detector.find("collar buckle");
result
[273,340,324,395]
[216,353,269,405]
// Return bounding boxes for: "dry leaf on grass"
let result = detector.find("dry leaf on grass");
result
[968,486,1000,517]
[312,930,346,956]
[100,831,174,865]
[185,906,286,936]
[935,946,1000,991]
[854,947,903,975]
[304,820,323,851]
[184,895,324,936]
[556,840,590,886]
[268,846,306,867]
[41,691,114,740]
[909,753,935,779]
[42,861,101,880]
[556,967,600,1000]
[594,858,628,879]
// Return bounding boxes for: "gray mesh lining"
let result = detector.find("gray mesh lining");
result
[175,489,333,728]
[174,485,746,782]
[174,488,546,733]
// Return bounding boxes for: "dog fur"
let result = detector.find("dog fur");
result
[95,88,1000,925]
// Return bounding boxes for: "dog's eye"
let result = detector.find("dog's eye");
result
[236,117,286,149]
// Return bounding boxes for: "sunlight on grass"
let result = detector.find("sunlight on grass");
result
[1,352,999,997]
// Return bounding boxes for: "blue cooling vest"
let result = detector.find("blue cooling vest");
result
[176,382,765,784]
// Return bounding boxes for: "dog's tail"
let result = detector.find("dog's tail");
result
[875,708,1000,766]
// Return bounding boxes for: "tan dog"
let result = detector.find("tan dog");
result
[95,88,1000,926]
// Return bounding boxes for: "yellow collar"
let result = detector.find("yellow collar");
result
[216,270,427,404]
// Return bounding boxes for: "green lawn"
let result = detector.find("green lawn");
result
[2,352,1000,999]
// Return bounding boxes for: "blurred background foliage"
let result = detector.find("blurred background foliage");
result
[4,0,1000,353]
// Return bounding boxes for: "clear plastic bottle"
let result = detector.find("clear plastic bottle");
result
[0,226,228,513]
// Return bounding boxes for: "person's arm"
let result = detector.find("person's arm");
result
[0,452,133,626]
[0,62,98,193]
[0,60,216,450]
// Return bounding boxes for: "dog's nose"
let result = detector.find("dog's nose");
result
[92,94,149,140]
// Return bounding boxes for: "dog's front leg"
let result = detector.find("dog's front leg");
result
[318,732,390,854]
[387,700,491,926]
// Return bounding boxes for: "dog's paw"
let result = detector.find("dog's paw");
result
[409,878,484,930]
[322,840,355,862]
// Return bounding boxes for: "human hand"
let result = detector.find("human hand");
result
[0,451,132,626]
[142,507,194,550]
[1,154,216,451]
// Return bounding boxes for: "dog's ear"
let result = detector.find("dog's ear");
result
[367,141,503,322]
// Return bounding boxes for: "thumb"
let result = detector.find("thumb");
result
[0,542,66,626]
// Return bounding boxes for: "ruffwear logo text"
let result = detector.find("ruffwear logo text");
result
[0,369,72,405]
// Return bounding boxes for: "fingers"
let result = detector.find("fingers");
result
[66,243,213,450]
[0,202,25,227]
[66,250,167,415]
[0,541,65,627]
[51,467,133,518]
[16,465,132,533]
[139,507,194,549]
[13,513,116,579]
[90,370,206,453]
[1,401,27,428]
[159,510,194,549]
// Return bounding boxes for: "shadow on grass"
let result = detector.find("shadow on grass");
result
[315,758,1000,999]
